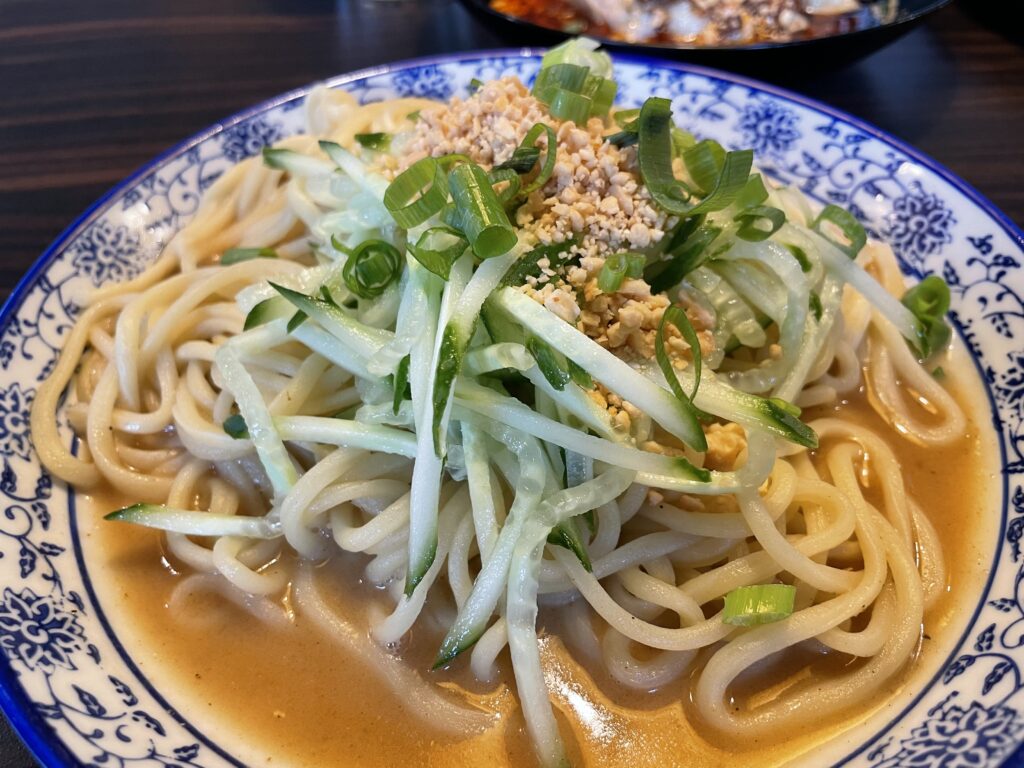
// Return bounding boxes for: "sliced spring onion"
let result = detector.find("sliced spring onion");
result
[683,139,726,195]
[354,132,391,152]
[222,413,248,439]
[384,157,449,229]
[901,275,952,359]
[329,234,353,255]
[638,98,692,214]
[813,204,867,258]
[612,107,639,125]
[597,252,645,293]
[540,36,613,79]
[221,247,277,265]
[547,85,591,125]
[436,153,472,170]
[488,167,522,204]
[446,163,517,259]
[687,149,754,217]
[735,205,787,242]
[722,584,797,626]
[532,62,616,123]
[409,226,469,280]
[671,125,696,156]
[639,100,751,218]
[468,77,485,93]
[494,146,541,175]
[518,123,558,196]
[500,238,577,289]
[607,127,637,147]
[663,213,705,254]
[341,240,402,299]
[645,225,722,294]
[656,305,702,403]
[637,107,754,217]
[735,173,769,209]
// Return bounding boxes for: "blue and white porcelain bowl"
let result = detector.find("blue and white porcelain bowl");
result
[1,50,1022,767]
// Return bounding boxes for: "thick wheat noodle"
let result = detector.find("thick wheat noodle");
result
[867,317,967,446]
[471,617,510,683]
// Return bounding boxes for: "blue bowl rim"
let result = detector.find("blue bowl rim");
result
[1,47,1021,767]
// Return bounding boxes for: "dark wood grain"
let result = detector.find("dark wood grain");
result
[0,0,1022,764]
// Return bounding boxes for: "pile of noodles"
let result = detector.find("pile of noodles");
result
[30,82,966,764]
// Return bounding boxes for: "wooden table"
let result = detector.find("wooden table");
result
[0,0,1022,764]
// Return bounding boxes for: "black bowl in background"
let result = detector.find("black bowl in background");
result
[458,0,954,71]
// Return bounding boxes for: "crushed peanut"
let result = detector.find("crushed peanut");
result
[703,423,748,471]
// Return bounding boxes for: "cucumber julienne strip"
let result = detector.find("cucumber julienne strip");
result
[506,468,634,768]
[430,250,520,456]
[491,287,708,451]
[801,227,925,352]
[507,519,567,768]
[405,258,448,595]
[261,147,332,176]
[367,257,439,379]
[318,140,390,202]
[274,416,416,456]
[461,421,502,564]
[436,430,631,669]
[215,339,297,499]
[679,366,818,449]
[452,384,710,481]
[521,366,615,438]
[462,342,534,375]
[547,519,591,572]
[435,421,548,667]
[637,428,776,495]
[270,283,393,359]
[291,323,373,380]
[106,504,281,538]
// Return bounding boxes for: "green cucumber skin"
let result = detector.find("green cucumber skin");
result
[431,325,465,457]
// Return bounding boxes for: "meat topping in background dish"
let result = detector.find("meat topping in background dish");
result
[492,0,880,46]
